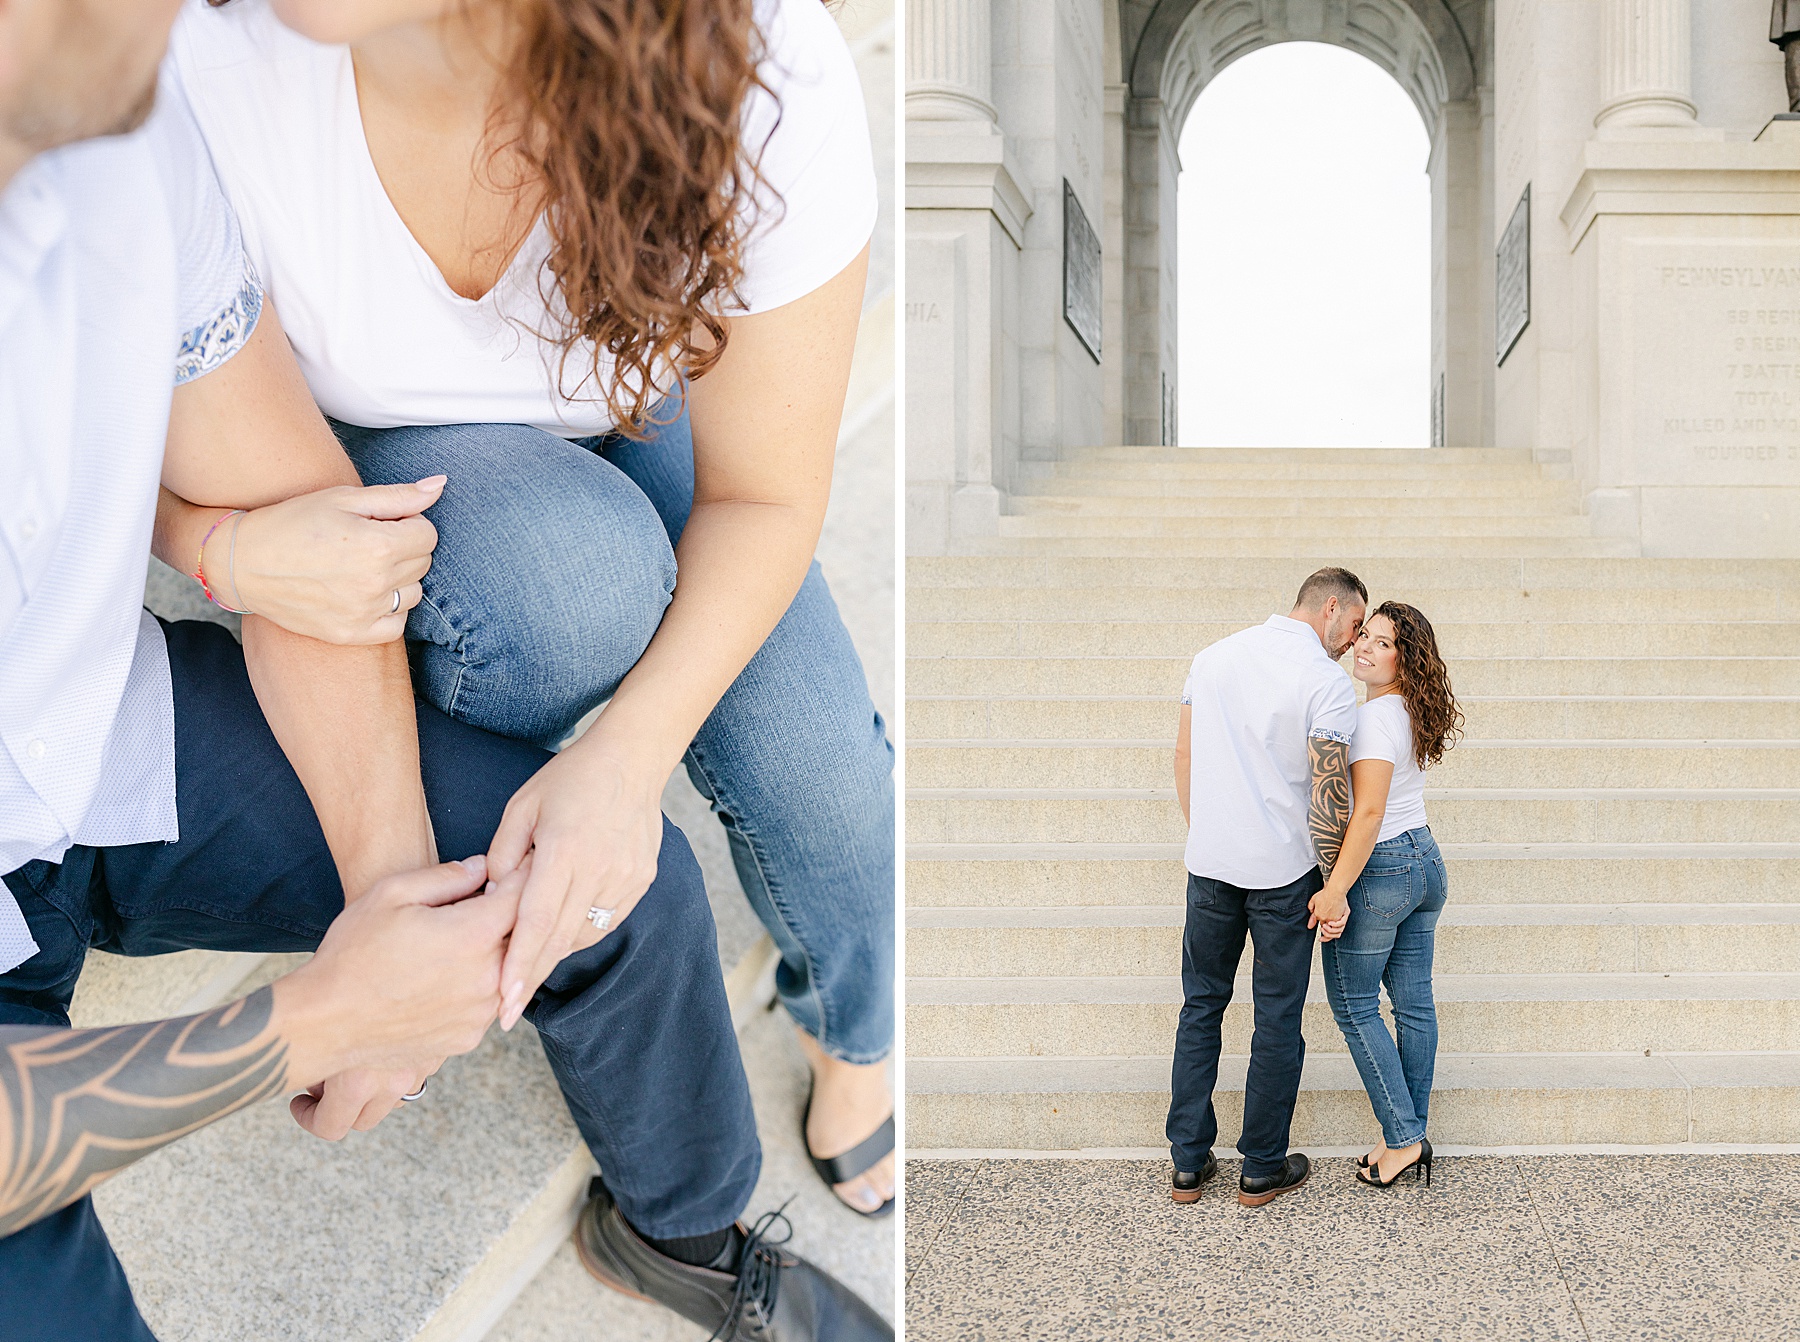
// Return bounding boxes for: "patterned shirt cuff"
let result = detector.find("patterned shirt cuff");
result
[1309,728,1352,745]
[175,272,264,385]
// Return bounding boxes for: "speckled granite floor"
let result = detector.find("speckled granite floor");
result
[905,1156,1800,1341]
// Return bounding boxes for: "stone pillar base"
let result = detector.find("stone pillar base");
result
[1561,138,1800,557]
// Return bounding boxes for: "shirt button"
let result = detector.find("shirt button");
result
[27,739,46,760]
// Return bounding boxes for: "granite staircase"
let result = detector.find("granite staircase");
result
[906,445,1800,1153]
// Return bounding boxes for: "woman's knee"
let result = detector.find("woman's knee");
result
[355,424,677,740]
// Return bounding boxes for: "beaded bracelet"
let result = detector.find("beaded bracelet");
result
[195,510,252,614]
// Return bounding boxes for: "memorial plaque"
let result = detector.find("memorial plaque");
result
[1063,179,1102,363]
[1496,185,1530,366]
[1625,240,1800,486]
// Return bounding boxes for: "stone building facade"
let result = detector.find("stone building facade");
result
[906,0,1800,557]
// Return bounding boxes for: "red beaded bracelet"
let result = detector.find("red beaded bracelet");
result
[194,509,251,614]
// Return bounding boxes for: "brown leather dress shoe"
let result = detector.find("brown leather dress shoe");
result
[573,1176,893,1341]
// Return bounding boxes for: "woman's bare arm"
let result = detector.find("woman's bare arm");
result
[487,243,870,1022]
[161,306,437,898]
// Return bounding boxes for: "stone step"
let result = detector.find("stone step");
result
[904,587,1797,624]
[905,740,1800,790]
[906,619,1800,659]
[995,513,1600,537]
[907,972,1800,1055]
[970,535,1646,558]
[1059,446,1539,467]
[904,656,1800,698]
[89,934,783,1342]
[905,1051,1800,1149]
[1007,493,1584,518]
[904,846,1800,907]
[1041,458,1555,482]
[1011,476,1580,500]
[908,555,1800,590]
[906,695,1800,741]
[905,789,1800,846]
[904,905,1800,976]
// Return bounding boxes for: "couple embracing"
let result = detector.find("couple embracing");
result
[1168,567,1463,1205]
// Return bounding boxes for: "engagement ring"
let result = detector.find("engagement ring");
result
[400,1080,428,1103]
[586,905,614,932]
[390,588,402,615]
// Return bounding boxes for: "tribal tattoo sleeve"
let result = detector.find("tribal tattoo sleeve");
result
[1307,735,1352,881]
[0,988,288,1238]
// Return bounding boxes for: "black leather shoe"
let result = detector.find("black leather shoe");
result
[1170,1152,1218,1204]
[573,1177,894,1341]
[1237,1153,1310,1207]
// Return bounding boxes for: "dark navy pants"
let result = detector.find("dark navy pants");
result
[1166,866,1320,1179]
[0,619,759,1342]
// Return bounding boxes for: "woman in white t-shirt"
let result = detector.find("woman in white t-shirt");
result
[1315,602,1462,1191]
[151,0,895,1225]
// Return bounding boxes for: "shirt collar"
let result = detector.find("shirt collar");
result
[0,155,69,338]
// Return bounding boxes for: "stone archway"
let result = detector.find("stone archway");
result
[1108,0,1490,448]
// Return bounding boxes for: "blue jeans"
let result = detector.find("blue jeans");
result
[332,408,894,1064]
[0,620,759,1342]
[1166,867,1319,1179]
[1321,826,1448,1149]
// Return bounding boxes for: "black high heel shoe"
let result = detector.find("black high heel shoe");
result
[1355,1137,1432,1188]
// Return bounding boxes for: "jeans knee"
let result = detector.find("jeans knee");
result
[627,819,713,949]
[391,426,677,743]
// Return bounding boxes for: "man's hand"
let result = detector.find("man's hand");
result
[194,478,444,644]
[276,855,524,1139]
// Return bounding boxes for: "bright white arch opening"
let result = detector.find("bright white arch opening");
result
[1175,42,1430,448]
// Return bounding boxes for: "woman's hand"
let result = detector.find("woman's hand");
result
[486,737,668,1029]
[1310,884,1351,940]
[213,477,446,644]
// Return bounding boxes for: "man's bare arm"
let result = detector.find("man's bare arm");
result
[1307,736,1352,880]
[160,306,434,897]
[0,991,287,1237]
[0,857,521,1234]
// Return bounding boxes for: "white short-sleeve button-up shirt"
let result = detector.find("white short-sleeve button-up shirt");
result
[0,73,262,973]
[1179,615,1359,889]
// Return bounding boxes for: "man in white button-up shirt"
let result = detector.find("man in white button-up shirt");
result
[0,4,787,1338]
[1166,568,1364,1210]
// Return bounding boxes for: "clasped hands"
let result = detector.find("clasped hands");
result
[241,481,672,1140]
[1308,883,1351,942]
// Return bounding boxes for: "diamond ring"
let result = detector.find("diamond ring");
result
[586,905,614,933]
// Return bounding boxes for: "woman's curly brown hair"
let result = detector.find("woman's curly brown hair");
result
[505,0,774,432]
[1370,601,1463,769]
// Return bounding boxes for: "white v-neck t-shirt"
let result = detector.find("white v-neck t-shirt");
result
[168,0,876,438]
[1350,693,1429,843]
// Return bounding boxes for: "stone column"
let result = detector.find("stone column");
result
[907,0,996,123]
[1594,0,1697,131]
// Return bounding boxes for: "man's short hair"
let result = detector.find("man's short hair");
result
[1293,567,1368,612]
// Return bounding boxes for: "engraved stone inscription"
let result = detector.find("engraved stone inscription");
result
[1496,185,1530,366]
[1628,242,1800,485]
[1063,179,1102,363]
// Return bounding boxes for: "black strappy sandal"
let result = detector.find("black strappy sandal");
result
[803,1087,895,1219]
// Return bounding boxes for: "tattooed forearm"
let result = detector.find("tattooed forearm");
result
[1308,736,1352,880]
[0,988,288,1237]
